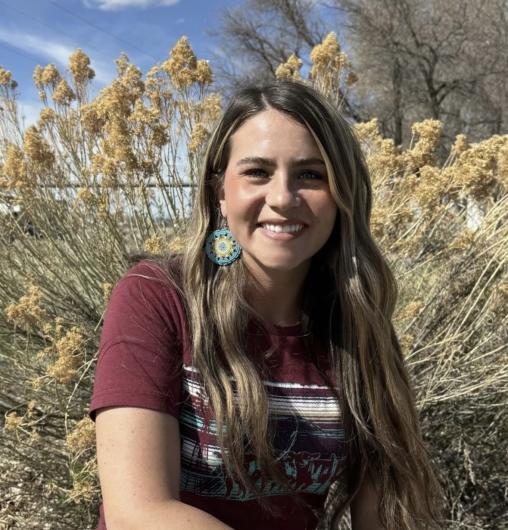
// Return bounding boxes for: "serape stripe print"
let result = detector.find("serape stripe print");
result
[179,364,346,500]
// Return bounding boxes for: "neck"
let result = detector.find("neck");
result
[244,260,309,326]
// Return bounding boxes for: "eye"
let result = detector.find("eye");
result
[299,170,324,180]
[243,168,324,180]
[243,168,269,178]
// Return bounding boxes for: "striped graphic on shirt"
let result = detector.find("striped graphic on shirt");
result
[179,364,346,500]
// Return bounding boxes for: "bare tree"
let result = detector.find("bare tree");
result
[208,0,323,83]
[207,0,364,120]
[331,0,508,145]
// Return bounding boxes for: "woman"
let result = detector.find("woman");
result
[89,79,442,529]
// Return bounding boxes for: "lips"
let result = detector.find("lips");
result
[261,224,304,234]
[256,219,308,227]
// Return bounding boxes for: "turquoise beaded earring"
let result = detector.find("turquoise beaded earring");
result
[204,219,242,266]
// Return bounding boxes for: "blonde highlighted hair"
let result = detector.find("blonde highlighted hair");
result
[142,80,443,529]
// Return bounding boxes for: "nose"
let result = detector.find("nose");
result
[265,173,300,210]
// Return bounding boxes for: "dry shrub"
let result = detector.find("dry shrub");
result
[0,33,506,529]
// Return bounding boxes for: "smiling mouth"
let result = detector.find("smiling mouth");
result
[257,223,306,234]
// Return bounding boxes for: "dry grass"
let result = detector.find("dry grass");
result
[0,33,506,529]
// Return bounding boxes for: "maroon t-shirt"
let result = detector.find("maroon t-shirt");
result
[89,259,346,530]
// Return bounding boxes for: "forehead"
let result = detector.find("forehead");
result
[227,109,322,159]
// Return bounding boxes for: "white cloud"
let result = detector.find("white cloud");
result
[0,28,114,85]
[84,0,180,11]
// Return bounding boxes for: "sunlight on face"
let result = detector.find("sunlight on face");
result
[219,108,337,277]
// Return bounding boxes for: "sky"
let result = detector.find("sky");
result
[0,0,242,126]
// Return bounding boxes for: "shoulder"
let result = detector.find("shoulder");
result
[106,256,187,331]
[121,255,183,286]
[116,256,184,300]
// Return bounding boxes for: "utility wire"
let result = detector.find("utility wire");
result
[48,0,159,62]
[0,43,43,71]
[0,0,94,51]
[0,0,159,71]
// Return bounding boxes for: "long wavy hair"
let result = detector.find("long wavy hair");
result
[151,79,442,529]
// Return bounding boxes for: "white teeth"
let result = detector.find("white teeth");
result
[261,223,304,233]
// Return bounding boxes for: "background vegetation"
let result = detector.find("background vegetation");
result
[0,10,506,530]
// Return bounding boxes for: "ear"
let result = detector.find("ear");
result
[218,181,227,218]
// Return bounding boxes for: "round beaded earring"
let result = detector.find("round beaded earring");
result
[204,224,242,266]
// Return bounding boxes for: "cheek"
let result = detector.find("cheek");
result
[315,194,338,234]
[226,183,262,218]
[308,190,337,215]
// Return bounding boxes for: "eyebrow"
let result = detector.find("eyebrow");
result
[236,156,326,167]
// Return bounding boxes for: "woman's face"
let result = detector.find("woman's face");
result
[219,108,337,276]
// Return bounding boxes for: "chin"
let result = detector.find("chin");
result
[248,255,310,273]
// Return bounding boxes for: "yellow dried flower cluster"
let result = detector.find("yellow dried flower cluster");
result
[4,411,24,432]
[68,476,97,504]
[143,233,166,254]
[0,143,28,190]
[401,165,450,215]
[355,119,381,144]
[450,135,508,200]
[38,107,57,128]
[404,119,443,169]
[68,48,95,86]
[41,316,66,341]
[161,36,212,89]
[128,99,167,147]
[115,52,130,76]
[275,53,303,81]
[42,64,60,86]
[52,78,76,106]
[101,282,113,304]
[98,194,112,216]
[310,31,349,79]
[23,126,55,171]
[66,417,96,455]
[199,93,222,123]
[109,119,137,169]
[374,205,414,244]
[0,66,17,89]
[188,122,209,153]
[5,283,47,329]
[397,300,424,321]
[449,228,477,250]
[371,138,402,180]
[144,65,166,111]
[499,142,508,191]
[129,99,159,128]
[33,64,61,93]
[399,333,415,354]
[86,59,148,177]
[355,119,402,179]
[47,326,86,384]
[90,154,118,184]
[0,66,12,85]
[96,63,145,119]
[80,103,104,135]
[452,134,469,156]
[74,187,96,206]
[196,59,213,85]
[30,375,47,391]
[168,233,186,253]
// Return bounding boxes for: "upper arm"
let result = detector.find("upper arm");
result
[350,472,384,530]
[95,406,181,529]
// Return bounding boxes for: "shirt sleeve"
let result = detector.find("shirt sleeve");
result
[88,260,184,422]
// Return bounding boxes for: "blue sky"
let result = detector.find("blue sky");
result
[0,0,241,125]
